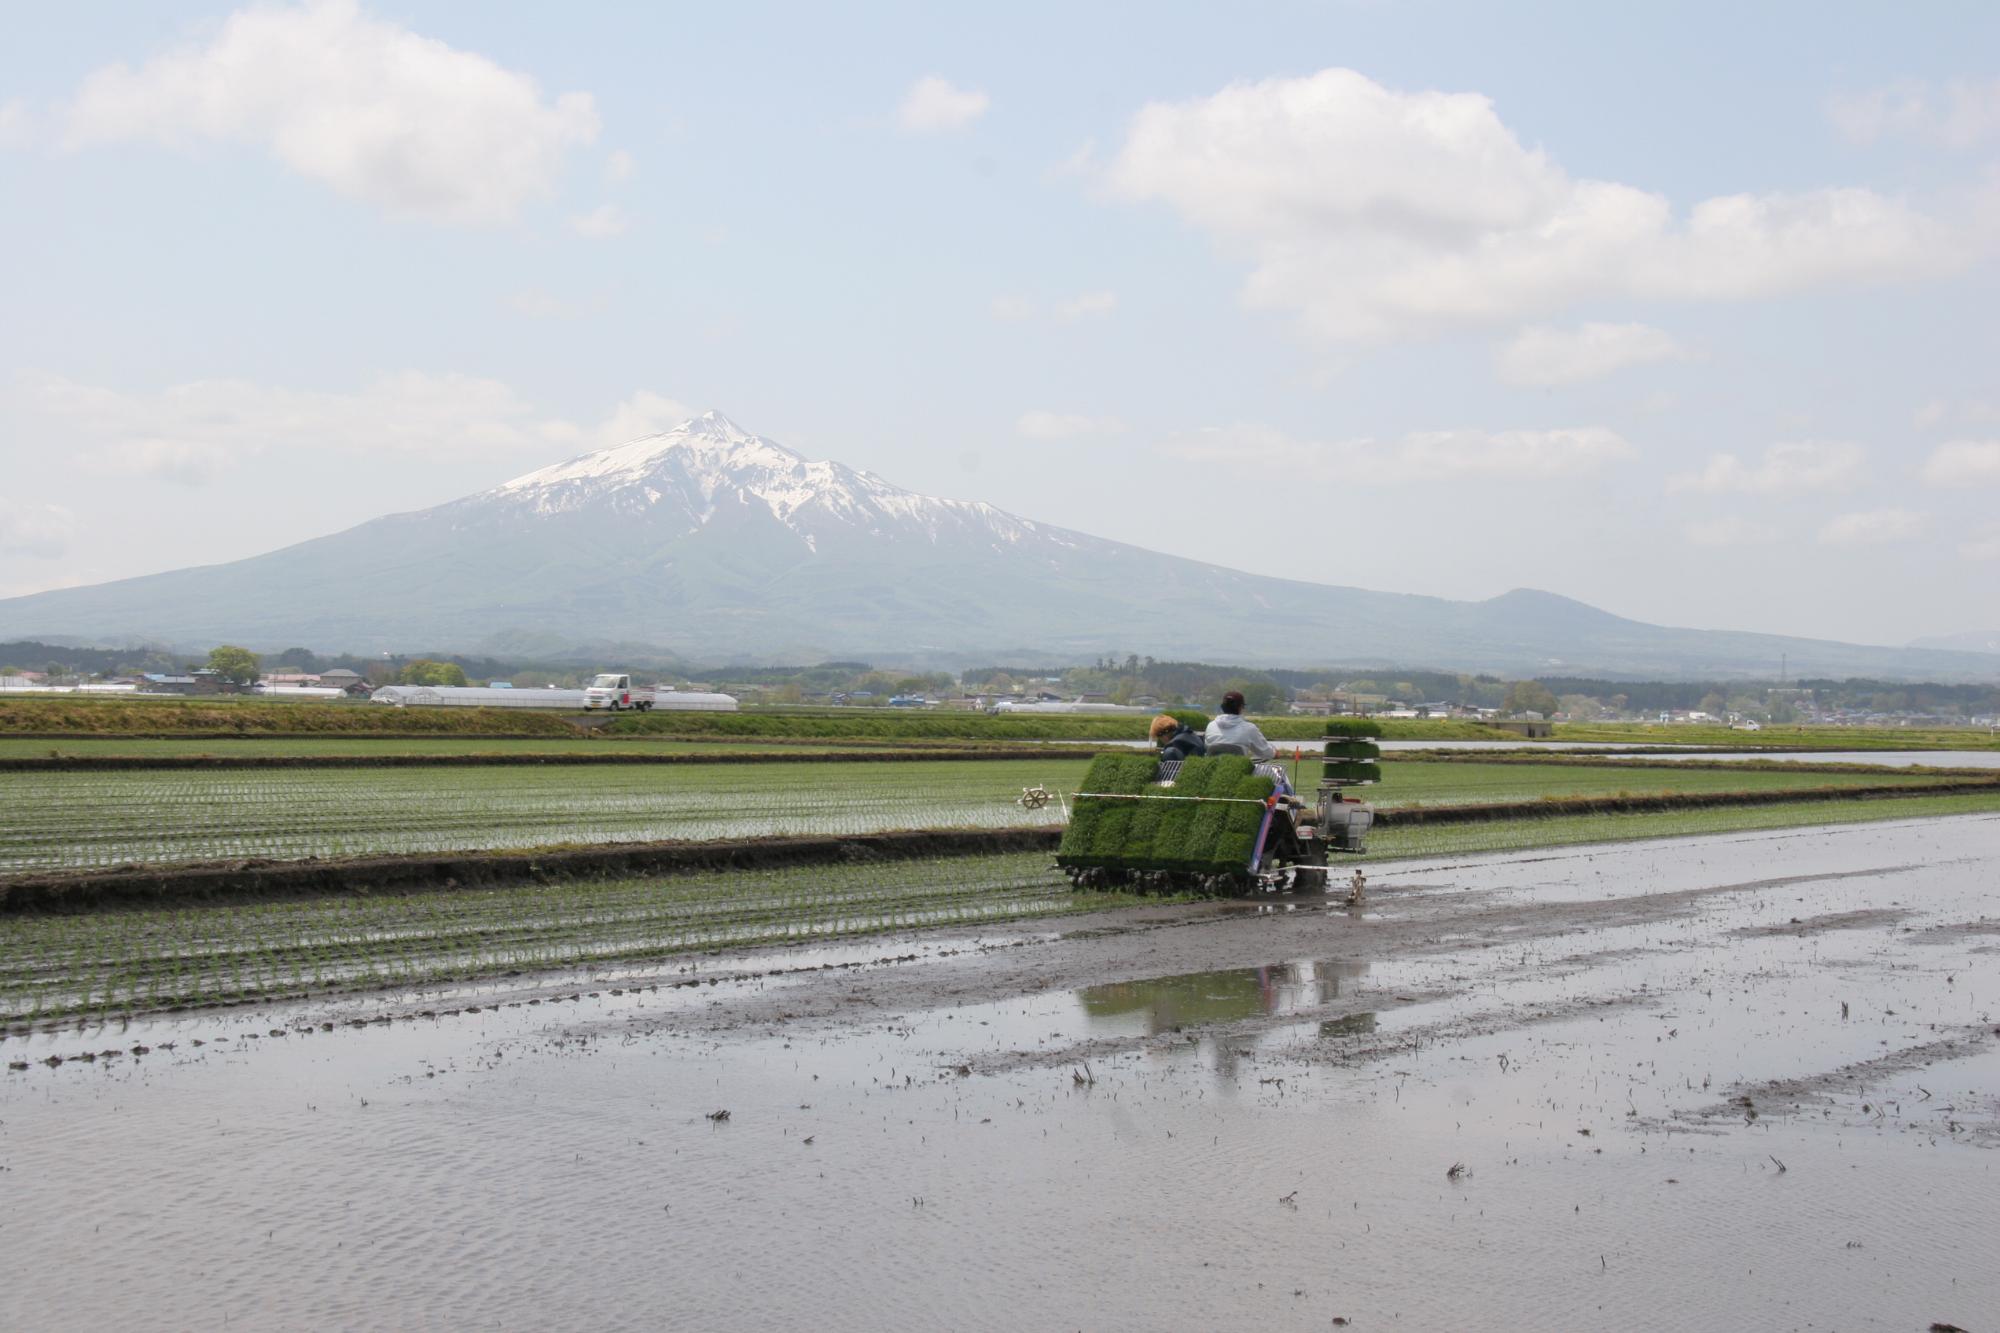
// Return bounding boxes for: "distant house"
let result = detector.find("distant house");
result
[317,668,371,697]
[141,673,201,695]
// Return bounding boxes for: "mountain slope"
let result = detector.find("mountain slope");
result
[3,412,1997,679]
[1911,630,2000,656]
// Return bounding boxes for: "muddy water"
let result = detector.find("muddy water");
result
[3,815,1997,1330]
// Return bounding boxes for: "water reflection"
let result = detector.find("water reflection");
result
[1318,1011,1378,1038]
[1079,960,1369,1035]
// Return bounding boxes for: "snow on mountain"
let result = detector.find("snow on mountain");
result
[482,410,1059,553]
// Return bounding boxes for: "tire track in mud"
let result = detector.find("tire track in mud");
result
[1669,1027,2000,1145]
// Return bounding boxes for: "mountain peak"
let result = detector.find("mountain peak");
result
[478,412,1032,548]
[496,412,805,496]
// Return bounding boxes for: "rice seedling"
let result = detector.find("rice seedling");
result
[0,759,1961,875]
[0,852,1143,1024]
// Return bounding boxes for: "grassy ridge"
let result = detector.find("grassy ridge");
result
[1366,791,2000,862]
[0,697,577,737]
[0,737,892,758]
[15,695,1996,750]
[603,710,1511,742]
[1552,720,2000,750]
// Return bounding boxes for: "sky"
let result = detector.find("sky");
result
[2,1,1997,649]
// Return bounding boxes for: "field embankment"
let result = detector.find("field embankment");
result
[0,746,1109,771]
[0,697,579,738]
[1551,719,2000,750]
[600,709,1511,743]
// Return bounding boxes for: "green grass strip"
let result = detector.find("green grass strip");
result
[1359,791,2000,862]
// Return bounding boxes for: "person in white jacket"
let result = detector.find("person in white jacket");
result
[1202,690,1276,762]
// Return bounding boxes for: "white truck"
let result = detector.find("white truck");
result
[582,672,655,712]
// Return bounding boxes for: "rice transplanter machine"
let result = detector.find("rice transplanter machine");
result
[1045,720,1383,897]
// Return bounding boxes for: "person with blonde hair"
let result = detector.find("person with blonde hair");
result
[1149,712,1206,762]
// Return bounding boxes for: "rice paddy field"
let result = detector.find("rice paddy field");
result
[0,758,1973,874]
[8,792,2000,1027]
[0,854,1136,1025]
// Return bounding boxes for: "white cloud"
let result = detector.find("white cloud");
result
[1495,322,1688,386]
[1828,78,2000,149]
[9,370,581,478]
[604,148,636,184]
[897,76,989,133]
[1818,508,1928,547]
[95,440,232,485]
[989,294,1036,322]
[60,0,599,224]
[1050,139,1096,178]
[1915,400,2000,428]
[1683,516,1780,548]
[1053,290,1117,322]
[569,204,630,238]
[1669,442,1864,494]
[0,98,30,149]
[593,391,696,445]
[1961,524,2000,561]
[1016,411,1126,440]
[1172,423,1635,484]
[1920,440,2000,484]
[0,499,75,558]
[1107,68,1974,343]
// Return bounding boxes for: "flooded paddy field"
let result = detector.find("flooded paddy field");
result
[0,758,1969,874]
[9,791,1999,1024]
[4,814,1996,1330]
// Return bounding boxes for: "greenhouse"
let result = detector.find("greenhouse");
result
[990,700,1154,716]
[369,685,738,711]
[371,686,588,709]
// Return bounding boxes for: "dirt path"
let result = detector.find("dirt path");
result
[3,812,1996,1330]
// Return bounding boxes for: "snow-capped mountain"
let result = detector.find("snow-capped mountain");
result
[478,411,1068,558]
[3,412,1998,678]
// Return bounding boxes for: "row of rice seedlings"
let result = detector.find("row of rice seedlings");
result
[0,762,1094,871]
[0,853,1117,1024]
[1,760,1965,874]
